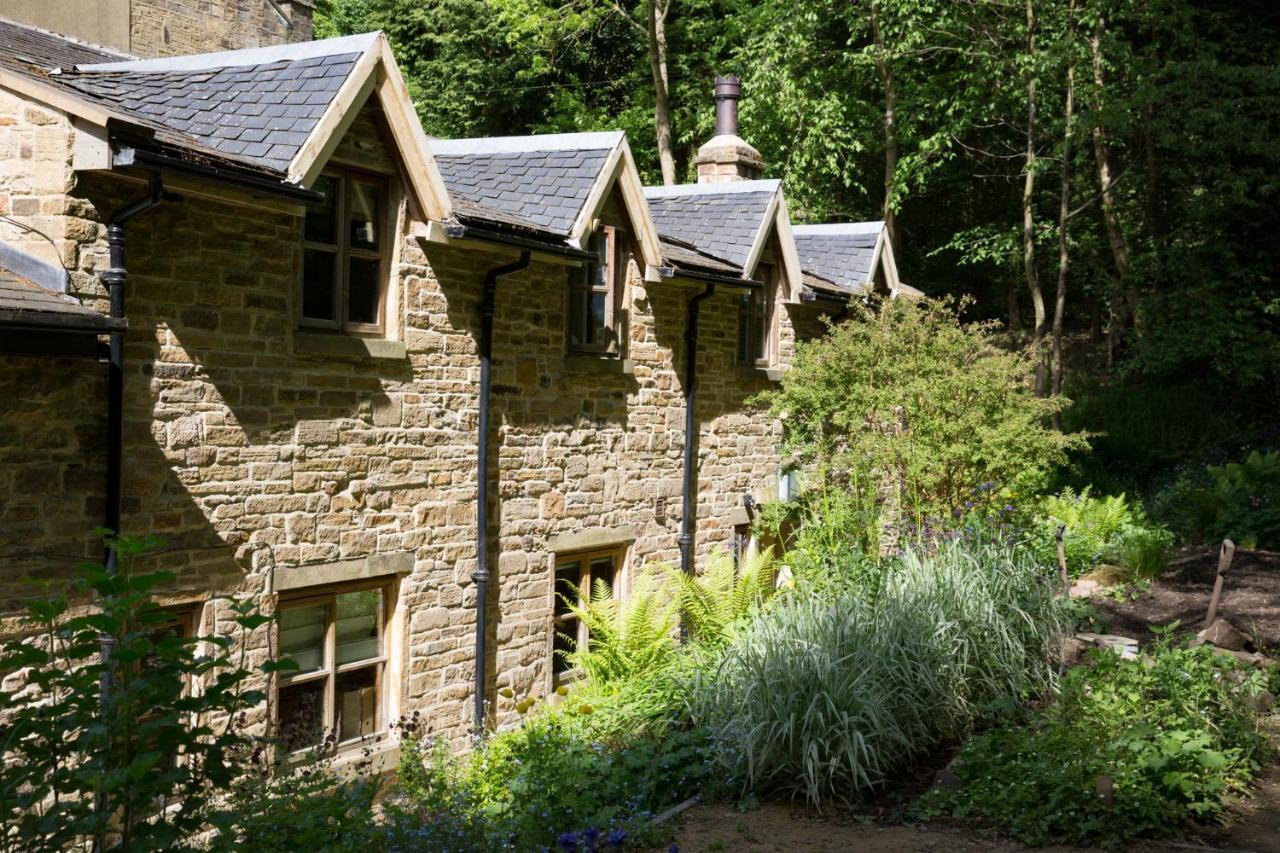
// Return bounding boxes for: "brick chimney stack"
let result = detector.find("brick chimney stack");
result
[693,75,765,183]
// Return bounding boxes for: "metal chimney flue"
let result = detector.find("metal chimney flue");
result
[714,75,741,136]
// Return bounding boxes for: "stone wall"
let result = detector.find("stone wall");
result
[0,95,793,748]
[130,0,314,58]
[0,90,76,274]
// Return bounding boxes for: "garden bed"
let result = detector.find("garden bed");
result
[1093,547,1280,648]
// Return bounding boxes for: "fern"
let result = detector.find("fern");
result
[664,547,778,644]
[559,570,678,687]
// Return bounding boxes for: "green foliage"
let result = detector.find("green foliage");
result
[692,539,1065,806]
[0,537,267,851]
[758,298,1086,524]
[1154,450,1280,550]
[922,641,1271,848]
[387,714,707,850]
[561,569,678,687]
[757,483,884,595]
[663,548,776,645]
[1028,487,1172,579]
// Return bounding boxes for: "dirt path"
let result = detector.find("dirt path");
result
[1093,548,1280,649]
[663,803,1104,853]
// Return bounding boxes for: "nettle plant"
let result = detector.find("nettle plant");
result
[0,534,282,853]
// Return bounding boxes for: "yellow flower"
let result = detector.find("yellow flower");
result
[555,685,569,696]
[499,687,514,699]
[515,698,534,714]
[578,704,594,715]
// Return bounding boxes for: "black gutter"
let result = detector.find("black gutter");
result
[445,220,595,261]
[113,147,323,204]
[473,250,531,734]
[664,265,762,289]
[679,282,716,611]
[0,310,125,333]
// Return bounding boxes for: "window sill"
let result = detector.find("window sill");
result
[295,331,407,360]
[738,365,784,382]
[566,354,634,376]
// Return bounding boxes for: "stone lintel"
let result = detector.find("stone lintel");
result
[546,526,637,554]
[274,550,415,591]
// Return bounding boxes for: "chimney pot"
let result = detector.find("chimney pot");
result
[714,75,742,137]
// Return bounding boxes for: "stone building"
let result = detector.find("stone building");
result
[0,7,904,764]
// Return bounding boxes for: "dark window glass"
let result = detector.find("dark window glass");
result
[349,181,381,251]
[555,561,581,617]
[336,666,378,742]
[347,258,381,326]
[279,603,326,674]
[302,249,337,322]
[305,174,338,245]
[568,228,621,353]
[279,679,325,751]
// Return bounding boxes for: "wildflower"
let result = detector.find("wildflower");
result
[557,831,580,851]
[583,827,601,847]
[578,704,594,715]
[556,684,570,696]
[668,844,680,853]
[499,687,514,699]
[606,828,628,847]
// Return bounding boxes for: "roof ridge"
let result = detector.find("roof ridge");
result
[643,179,780,199]
[74,31,379,74]
[792,221,884,235]
[432,131,624,156]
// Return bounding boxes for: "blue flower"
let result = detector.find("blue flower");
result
[583,827,601,848]
[668,844,680,853]
[557,831,580,851]
[606,828,628,847]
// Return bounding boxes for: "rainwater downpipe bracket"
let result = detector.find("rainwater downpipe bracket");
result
[473,250,531,734]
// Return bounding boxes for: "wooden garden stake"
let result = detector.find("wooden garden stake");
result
[1202,539,1236,628]
[1056,524,1069,595]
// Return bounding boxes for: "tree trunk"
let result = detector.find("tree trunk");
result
[1089,16,1132,365]
[1022,0,1047,393]
[648,0,677,185]
[1052,0,1078,421]
[870,0,899,252]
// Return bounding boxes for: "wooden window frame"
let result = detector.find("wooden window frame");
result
[738,263,779,369]
[551,547,623,685]
[300,167,389,337]
[568,225,628,356]
[275,578,391,753]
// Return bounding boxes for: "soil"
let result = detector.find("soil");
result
[1092,547,1280,650]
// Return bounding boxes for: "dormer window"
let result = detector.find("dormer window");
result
[569,225,627,355]
[302,170,387,336]
[739,262,778,368]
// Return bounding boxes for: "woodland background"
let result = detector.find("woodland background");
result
[317,0,1280,494]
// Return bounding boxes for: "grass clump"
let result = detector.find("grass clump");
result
[692,539,1065,806]
[921,639,1273,848]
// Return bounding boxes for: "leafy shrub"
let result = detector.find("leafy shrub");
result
[922,641,1271,848]
[388,714,707,850]
[0,537,274,851]
[692,539,1065,805]
[757,485,886,595]
[0,535,377,852]
[1154,450,1280,549]
[1029,487,1172,579]
[757,297,1086,523]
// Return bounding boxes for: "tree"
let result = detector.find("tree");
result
[757,298,1087,522]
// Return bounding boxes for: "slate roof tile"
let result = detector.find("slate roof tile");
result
[0,268,119,331]
[792,223,884,293]
[644,183,778,268]
[433,143,615,236]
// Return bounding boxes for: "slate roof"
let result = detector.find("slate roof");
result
[791,222,883,293]
[643,181,778,269]
[57,52,363,173]
[432,133,621,237]
[0,269,121,332]
[0,19,377,178]
[658,237,742,277]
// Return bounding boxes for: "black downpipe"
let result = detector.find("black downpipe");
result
[94,173,168,851]
[679,283,716,595]
[101,174,168,576]
[473,250,531,734]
